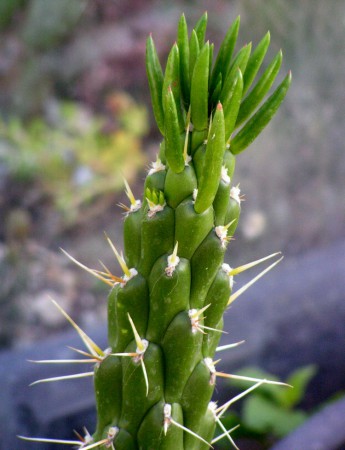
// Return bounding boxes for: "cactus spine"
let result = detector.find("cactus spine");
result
[21,12,291,450]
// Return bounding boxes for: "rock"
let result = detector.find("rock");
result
[220,240,345,406]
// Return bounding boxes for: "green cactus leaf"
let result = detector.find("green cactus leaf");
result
[191,41,210,131]
[230,71,292,154]
[146,35,165,135]
[223,68,244,140]
[177,14,190,107]
[194,103,225,214]
[164,86,185,173]
[235,49,283,127]
[242,31,271,95]
[162,44,184,131]
[194,11,208,48]
[189,29,200,82]
[220,42,251,103]
[210,16,240,94]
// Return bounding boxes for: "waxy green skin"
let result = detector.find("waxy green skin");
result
[91,13,291,450]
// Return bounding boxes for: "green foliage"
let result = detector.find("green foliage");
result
[219,365,317,444]
[0,94,147,222]
[0,0,25,29]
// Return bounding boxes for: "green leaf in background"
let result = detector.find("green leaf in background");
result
[282,364,318,408]
[242,395,308,437]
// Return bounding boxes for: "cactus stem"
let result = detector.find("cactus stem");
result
[111,346,150,396]
[163,404,213,448]
[183,109,191,163]
[216,340,246,352]
[112,314,150,395]
[228,251,282,276]
[228,255,284,305]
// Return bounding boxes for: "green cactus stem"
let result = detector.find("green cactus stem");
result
[20,12,291,450]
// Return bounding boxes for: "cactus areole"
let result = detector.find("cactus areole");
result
[21,13,291,450]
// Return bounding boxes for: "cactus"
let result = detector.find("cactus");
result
[20,13,291,450]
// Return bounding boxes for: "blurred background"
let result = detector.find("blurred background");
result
[0,0,344,449]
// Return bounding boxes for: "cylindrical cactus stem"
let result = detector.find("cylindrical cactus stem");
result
[123,206,142,268]
[93,354,122,439]
[225,184,242,236]
[28,13,290,450]
[202,263,233,354]
[119,340,164,435]
[213,165,232,226]
[89,13,290,449]
[204,317,225,358]
[190,228,228,309]
[144,158,167,193]
[139,195,175,277]
[146,249,191,342]
[113,272,149,351]
[162,310,203,402]
[175,198,214,259]
[164,164,197,209]
[138,402,185,450]
[113,428,137,450]
[181,358,215,446]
